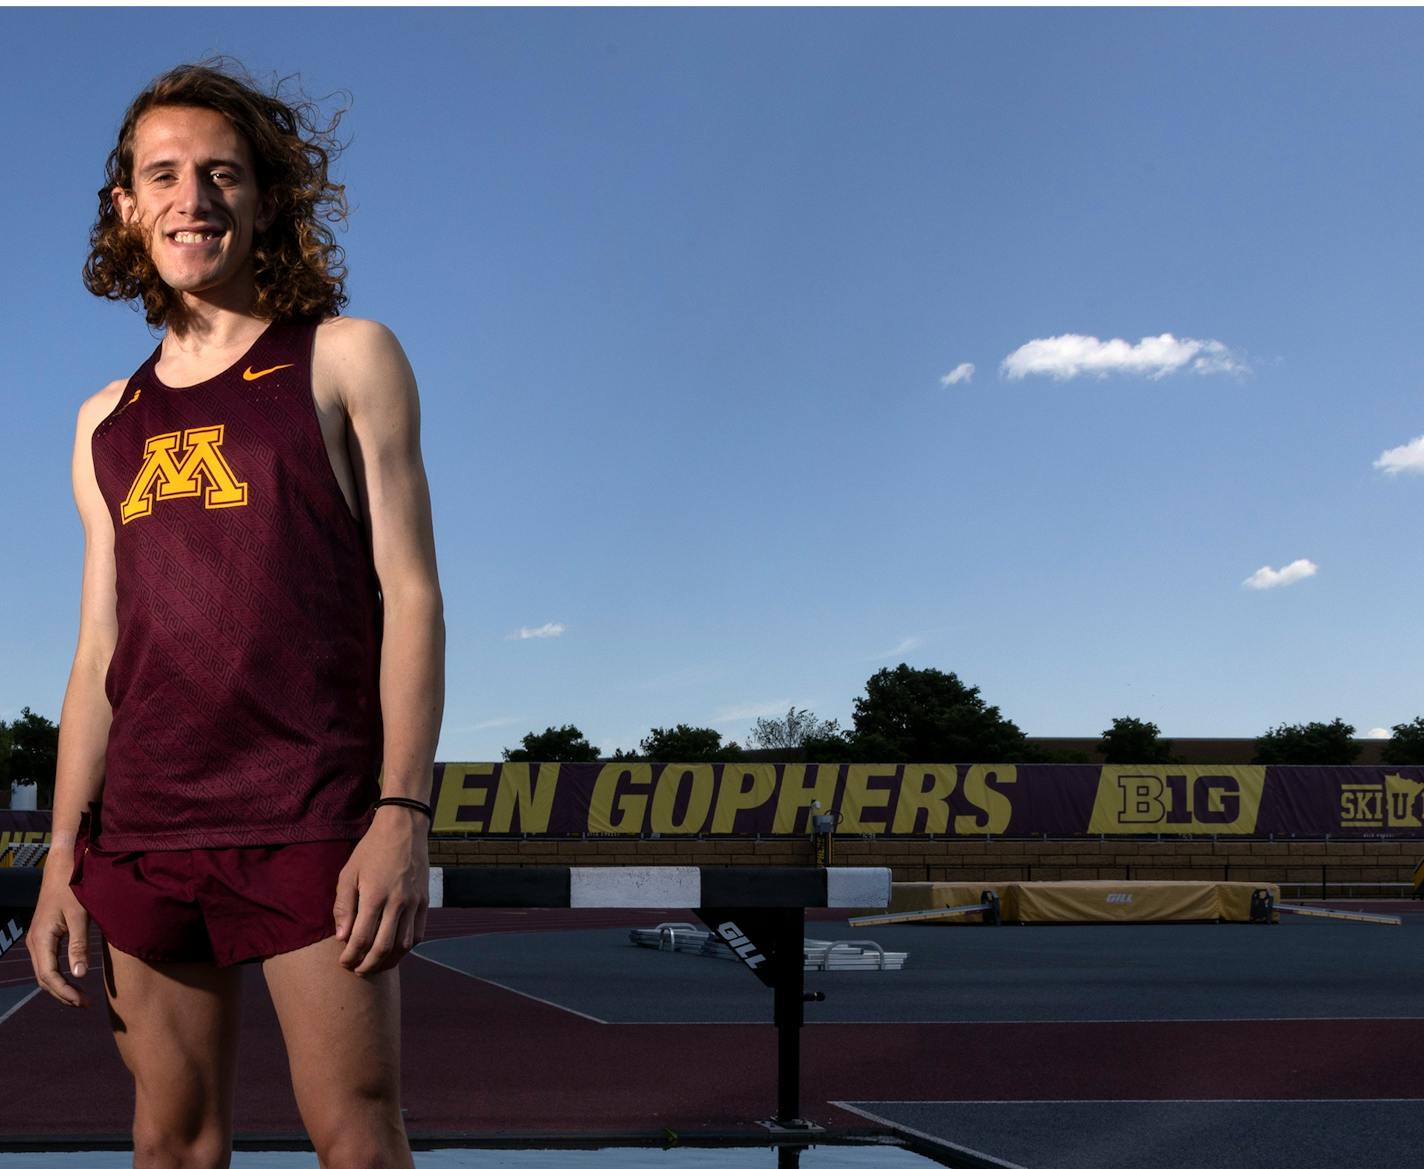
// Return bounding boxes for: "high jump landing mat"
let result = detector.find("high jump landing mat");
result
[882,879,1281,924]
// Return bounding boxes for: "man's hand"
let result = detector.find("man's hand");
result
[332,807,430,976]
[26,862,92,1008]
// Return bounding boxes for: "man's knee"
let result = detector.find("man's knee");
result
[131,1121,230,1169]
[311,1110,411,1169]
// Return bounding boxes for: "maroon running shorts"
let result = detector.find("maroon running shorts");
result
[69,808,359,967]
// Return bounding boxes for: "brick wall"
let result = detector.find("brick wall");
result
[429,836,1422,894]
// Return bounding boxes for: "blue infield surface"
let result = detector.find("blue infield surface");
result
[835,1100,1424,1169]
[415,911,1424,1024]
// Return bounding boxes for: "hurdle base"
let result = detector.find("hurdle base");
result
[757,1118,826,1135]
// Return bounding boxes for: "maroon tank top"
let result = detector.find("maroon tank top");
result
[90,319,383,849]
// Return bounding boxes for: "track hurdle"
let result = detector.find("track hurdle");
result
[0,863,890,1133]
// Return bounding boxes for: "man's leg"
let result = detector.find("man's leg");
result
[102,940,243,1169]
[262,935,413,1169]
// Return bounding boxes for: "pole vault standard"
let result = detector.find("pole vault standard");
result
[0,864,891,1133]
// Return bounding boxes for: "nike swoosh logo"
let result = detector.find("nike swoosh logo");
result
[242,363,294,381]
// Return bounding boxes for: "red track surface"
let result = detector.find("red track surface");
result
[4,907,1422,1141]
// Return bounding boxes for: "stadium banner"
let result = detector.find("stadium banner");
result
[5,764,1424,840]
[425,762,1424,838]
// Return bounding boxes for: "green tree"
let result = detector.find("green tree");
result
[1253,718,1360,765]
[1100,716,1176,764]
[639,724,742,762]
[503,724,600,762]
[1381,718,1424,766]
[0,718,12,792]
[8,708,59,807]
[1028,745,1095,764]
[747,707,842,752]
[849,664,1027,762]
[800,726,853,763]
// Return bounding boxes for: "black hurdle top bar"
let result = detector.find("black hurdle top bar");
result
[0,866,891,912]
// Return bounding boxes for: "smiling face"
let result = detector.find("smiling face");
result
[113,104,276,308]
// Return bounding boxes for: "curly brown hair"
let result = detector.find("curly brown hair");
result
[84,58,349,327]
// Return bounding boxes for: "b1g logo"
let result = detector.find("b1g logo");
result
[1339,775,1424,829]
[1118,774,1239,825]
[1088,767,1266,835]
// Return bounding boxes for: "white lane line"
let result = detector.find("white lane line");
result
[831,1101,1031,1169]
[0,986,41,1027]
[411,948,609,1024]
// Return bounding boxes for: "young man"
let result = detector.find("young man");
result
[26,61,444,1169]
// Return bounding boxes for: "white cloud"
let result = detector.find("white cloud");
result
[1242,559,1318,591]
[473,715,523,731]
[1366,727,1392,740]
[507,622,566,640]
[1000,333,1246,381]
[940,362,975,387]
[712,699,795,723]
[1374,436,1424,476]
[876,635,922,660]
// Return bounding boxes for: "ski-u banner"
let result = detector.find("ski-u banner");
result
[7,763,1424,843]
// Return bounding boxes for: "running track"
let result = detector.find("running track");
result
[4,904,1423,1163]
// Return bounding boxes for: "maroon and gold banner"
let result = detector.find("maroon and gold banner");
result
[7,763,1424,840]
[428,762,1424,838]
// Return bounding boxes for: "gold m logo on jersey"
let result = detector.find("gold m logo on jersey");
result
[121,425,249,524]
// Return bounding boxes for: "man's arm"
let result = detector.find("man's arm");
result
[317,318,445,976]
[26,384,123,1007]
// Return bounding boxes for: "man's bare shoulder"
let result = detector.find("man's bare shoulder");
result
[314,316,417,412]
[316,315,405,360]
[77,380,129,433]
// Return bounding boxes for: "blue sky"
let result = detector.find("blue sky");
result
[4,8,1424,761]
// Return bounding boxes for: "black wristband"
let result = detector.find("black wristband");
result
[373,796,434,820]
